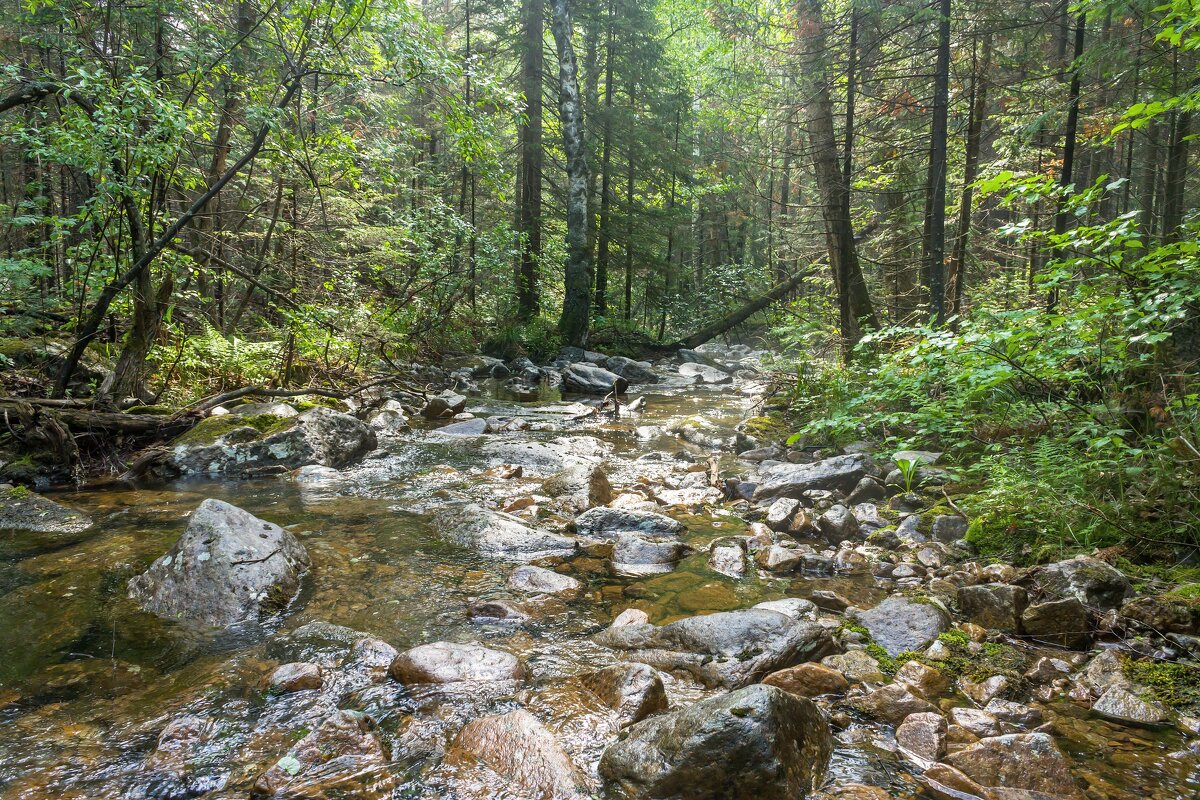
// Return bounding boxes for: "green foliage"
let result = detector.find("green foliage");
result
[482,317,563,363]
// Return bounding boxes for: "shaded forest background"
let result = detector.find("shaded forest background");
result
[1,0,1198,555]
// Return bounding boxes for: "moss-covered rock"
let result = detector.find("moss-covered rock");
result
[167,407,375,477]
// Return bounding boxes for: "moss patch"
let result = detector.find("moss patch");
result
[1123,659,1200,710]
[737,415,788,444]
[174,414,295,447]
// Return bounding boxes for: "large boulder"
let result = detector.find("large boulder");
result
[573,507,686,542]
[1017,555,1133,611]
[753,455,873,501]
[388,641,522,684]
[563,363,628,395]
[850,596,949,656]
[436,504,577,561]
[128,499,309,626]
[598,684,832,800]
[445,709,589,799]
[168,407,375,477]
[593,608,835,688]
[942,733,1085,800]
[605,356,660,384]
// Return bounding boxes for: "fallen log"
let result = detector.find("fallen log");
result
[0,399,195,436]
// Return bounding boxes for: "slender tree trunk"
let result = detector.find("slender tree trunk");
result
[1048,12,1085,311]
[594,0,614,315]
[550,0,592,346]
[516,0,544,320]
[794,0,878,354]
[1162,111,1191,243]
[947,32,991,321]
[623,81,636,320]
[922,0,951,325]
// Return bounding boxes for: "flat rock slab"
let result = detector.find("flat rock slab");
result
[389,641,523,684]
[573,507,686,542]
[0,487,93,534]
[128,499,310,626]
[594,608,835,688]
[445,709,589,799]
[437,503,577,561]
[753,455,873,501]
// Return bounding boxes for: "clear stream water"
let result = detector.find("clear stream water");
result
[0,380,1196,799]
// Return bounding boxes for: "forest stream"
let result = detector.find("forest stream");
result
[1,349,1198,800]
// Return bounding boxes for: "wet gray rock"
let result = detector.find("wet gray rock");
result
[270,662,323,693]
[508,565,584,598]
[850,596,949,656]
[437,503,577,561]
[1018,555,1133,611]
[559,346,608,364]
[754,598,817,619]
[128,499,310,626]
[593,608,835,688]
[468,599,530,622]
[0,486,92,533]
[168,407,376,477]
[1020,597,1090,650]
[958,584,1027,633]
[762,663,849,698]
[896,711,947,764]
[753,454,873,501]
[228,401,300,418]
[931,514,968,544]
[573,507,685,542]
[817,504,861,543]
[708,540,747,578]
[563,362,628,395]
[765,498,804,532]
[389,641,522,684]
[678,362,733,384]
[848,683,938,724]
[253,710,390,798]
[435,417,489,436]
[943,733,1084,800]
[598,684,832,800]
[612,532,689,575]
[541,463,613,508]
[421,390,467,419]
[1091,685,1170,726]
[755,545,804,573]
[581,663,669,726]
[446,709,589,799]
[665,416,738,449]
[606,356,660,384]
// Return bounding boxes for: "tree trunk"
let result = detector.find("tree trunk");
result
[794,0,878,353]
[516,0,544,320]
[1162,109,1191,243]
[550,0,593,346]
[947,32,991,321]
[594,0,614,315]
[623,81,636,320]
[921,0,951,325]
[1048,12,1085,312]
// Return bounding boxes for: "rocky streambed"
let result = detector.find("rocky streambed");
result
[0,343,1198,800]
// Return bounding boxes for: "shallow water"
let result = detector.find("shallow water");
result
[1,379,1197,799]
